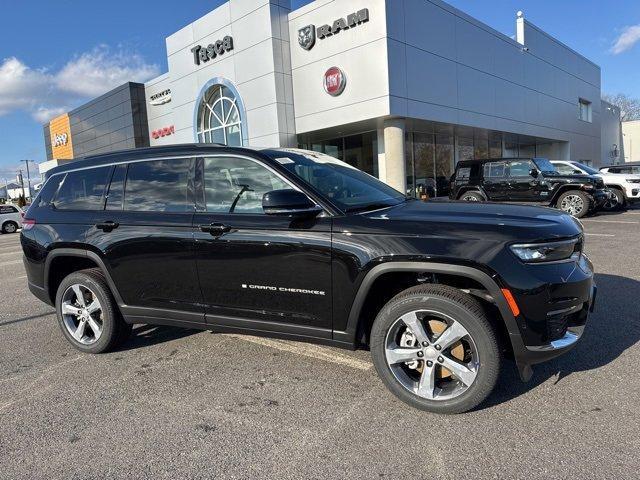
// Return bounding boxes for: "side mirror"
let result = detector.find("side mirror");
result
[262,189,322,218]
[529,168,539,178]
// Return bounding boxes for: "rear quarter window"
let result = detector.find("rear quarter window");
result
[53,166,111,210]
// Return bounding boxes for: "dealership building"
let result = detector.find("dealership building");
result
[43,0,609,195]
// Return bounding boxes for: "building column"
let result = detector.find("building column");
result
[378,118,407,193]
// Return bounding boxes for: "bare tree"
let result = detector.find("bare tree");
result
[602,93,640,122]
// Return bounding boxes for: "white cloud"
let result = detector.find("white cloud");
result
[56,46,160,97]
[611,25,640,54]
[0,46,159,123]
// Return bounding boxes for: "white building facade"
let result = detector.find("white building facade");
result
[144,0,603,196]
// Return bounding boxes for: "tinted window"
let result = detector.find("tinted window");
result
[124,159,193,212]
[554,163,579,175]
[483,161,508,178]
[508,160,535,177]
[263,149,405,212]
[35,175,63,208]
[0,206,17,214]
[54,167,111,210]
[106,164,127,211]
[456,167,472,180]
[571,162,598,175]
[204,157,289,214]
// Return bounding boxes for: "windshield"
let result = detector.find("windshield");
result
[262,149,406,212]
[571,162,599,175]
[533,158,557,173]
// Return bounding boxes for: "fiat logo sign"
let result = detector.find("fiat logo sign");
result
[323,67,346,96]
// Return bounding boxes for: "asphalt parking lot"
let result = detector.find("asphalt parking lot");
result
[1,208,639,479]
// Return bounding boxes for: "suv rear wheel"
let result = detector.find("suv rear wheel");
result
[556,190,591,218]
[55,268,130,353]
[370,284,500,414]
[459,191,484,202]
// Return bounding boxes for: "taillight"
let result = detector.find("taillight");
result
[20,211,25,219]
[22,219,36,231]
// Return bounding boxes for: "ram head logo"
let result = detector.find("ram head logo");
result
[298,25,316,50]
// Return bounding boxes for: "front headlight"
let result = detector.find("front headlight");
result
[510,237,582,263]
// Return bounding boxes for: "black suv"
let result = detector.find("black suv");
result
[450,157,608,218]
[22,145,596,413]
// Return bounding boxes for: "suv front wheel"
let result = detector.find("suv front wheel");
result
[556,190,591,218]
[370,284,500,414]
[55,268,131,353]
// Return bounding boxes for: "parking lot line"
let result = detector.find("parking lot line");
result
[582,220,639,225]
[584,233,615,237]
[0,250,23,257]
[225,334,373,371]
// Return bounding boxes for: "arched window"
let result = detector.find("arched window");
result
[196,84,243,146]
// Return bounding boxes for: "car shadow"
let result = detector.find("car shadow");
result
[481,272,640,409]
[115,324,199,351]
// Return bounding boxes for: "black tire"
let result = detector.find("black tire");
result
[2,221,18,234]
[458,191,485,202]
[55,268,128,353]
[602,188,625,211]
[556,190,591,218]
[370,284,500,414]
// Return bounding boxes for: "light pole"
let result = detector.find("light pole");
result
[20,159,34,200]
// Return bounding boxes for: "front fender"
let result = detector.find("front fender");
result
[332,261,533,381]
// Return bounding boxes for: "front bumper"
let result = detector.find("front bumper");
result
[507,254,595,381]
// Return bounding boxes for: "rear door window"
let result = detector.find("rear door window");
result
[124,159,194,212]
[53,166,111,210]
[106,164,127,211]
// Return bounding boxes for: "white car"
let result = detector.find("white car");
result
[551,160,640,210]
[0,204,23,234]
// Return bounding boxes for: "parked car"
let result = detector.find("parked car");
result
[0,204,23,233]
[449,157,608,218]
[22,145,596,414]
[600,163,640,175]
[552,160,640,211]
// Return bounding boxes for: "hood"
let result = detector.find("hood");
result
[350,199,582,244]
[541,171,603,184]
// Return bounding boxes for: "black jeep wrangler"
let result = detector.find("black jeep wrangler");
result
[449,157,608,218]
[22,145,596,413]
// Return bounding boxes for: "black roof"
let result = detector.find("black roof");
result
[46,144,275,177]
[456,157,541,166]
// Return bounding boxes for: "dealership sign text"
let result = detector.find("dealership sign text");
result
[191,36,234,65]
[53,133,68,147]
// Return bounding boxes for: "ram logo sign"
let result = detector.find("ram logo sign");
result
[298,8,369,50]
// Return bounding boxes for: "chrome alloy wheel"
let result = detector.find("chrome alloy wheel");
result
[560,194,585,216]
[461,194,480,202]
[61,284,103,345]
[4,222,17,233]
[384,310,479,401]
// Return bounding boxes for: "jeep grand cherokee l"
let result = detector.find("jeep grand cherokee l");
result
[450,157,608,218]
[21,145,596,414]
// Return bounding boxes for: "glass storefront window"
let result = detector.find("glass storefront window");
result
[297,132,377,177]
[435,134,453,197]
[406,132,453,198]
[456,137,474,162]
[474,137,489,159]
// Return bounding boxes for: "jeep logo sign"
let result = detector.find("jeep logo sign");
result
[191,36,234,65]
[323,67,346,96]
[53,133,68,147]
[298,8,369,50]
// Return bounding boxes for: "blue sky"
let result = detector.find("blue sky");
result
[1,0,638,180]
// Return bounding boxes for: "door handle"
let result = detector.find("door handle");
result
[95,221,119,232]
[199,223,231,236]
